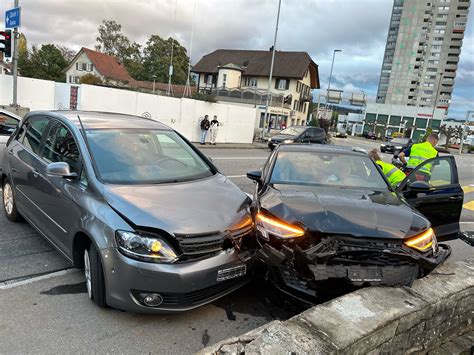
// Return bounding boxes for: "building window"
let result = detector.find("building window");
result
[243,77,257,87]
[75,76,80,84]
[434,29,445,34]
[276,79,289,90]
[438,6,450,10]
[222,74,227,87]
[68,75,72,83]
[428,60,439,65]
[88,64,94,72]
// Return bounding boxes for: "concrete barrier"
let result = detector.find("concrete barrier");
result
[200,258,474,354]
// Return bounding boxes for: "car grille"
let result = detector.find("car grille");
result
[175,224,253,257]
[141,277,248,307]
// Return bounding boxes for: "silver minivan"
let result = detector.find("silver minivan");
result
[1,111,254,312]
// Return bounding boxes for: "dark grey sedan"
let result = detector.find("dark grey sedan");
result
[1,111,254,312]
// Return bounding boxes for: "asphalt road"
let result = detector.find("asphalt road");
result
[0,140,472,353]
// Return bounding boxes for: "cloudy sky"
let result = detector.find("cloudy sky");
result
[2,0,473,119]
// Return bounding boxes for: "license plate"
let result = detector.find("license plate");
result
[348,268,382,282]
[216,264,247,282]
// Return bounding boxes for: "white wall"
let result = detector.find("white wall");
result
[0,76,55,110]
[0,77,257,143]
[79,85,256,143]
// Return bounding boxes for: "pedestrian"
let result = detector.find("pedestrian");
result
[398,133,439,180]
[368,149,406,188]
[199,115,210,145]
[209,115,219,145]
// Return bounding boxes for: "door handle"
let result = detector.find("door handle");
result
[32,170,39,178]
[449,196,463,201]
[8,150,13,155]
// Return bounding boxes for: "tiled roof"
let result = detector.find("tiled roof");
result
[192,49,320,88]
[81,47,132,83]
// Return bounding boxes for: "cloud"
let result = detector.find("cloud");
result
[0,0,472,118]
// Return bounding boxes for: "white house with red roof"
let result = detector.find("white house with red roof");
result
[64,47,133,86]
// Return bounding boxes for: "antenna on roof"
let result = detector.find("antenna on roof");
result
[77,115,94,159]
[183,0,197,98]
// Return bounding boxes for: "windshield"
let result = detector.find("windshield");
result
[270,151,388,189]
[391,138,409,144]
[86,129,213,184]
[279,127,305,136]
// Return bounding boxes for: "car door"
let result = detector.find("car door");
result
[34,120,85,254]
[8,115,50,228]
[0,112,20,170]
[396,156,463,240]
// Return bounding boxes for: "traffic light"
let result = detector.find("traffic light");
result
[0,30,12,58]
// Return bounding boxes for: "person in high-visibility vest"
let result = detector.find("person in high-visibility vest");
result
[368,149,406,188]
[398,134,439,180]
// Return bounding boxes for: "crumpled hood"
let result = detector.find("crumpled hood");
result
[102,174,251,235]
[259,185,429,239]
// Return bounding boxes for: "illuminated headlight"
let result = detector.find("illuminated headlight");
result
[381,144,386,147]
[283,139,294,144]
[256,212,304,240]
[115,230,178,263]
[395,146,403,149]
[268,138,272,142]
[404,228,435,252]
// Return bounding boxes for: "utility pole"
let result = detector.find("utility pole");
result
[262,0,281,138]
[12,0,19,107]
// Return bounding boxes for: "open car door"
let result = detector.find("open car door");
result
[396,155,463,240]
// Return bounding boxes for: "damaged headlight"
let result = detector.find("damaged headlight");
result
[404,228,434,252]
[256,212,304,240]
[115,230,178,263]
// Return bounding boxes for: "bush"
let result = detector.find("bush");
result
[80,74,103,85]
[192,92,216,103]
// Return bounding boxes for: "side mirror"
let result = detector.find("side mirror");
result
[407,180,431,192]
[46,162,78,180]
[247,170,262,182]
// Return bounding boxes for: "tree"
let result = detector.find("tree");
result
[439,125,464,148]
[57,45,76,63]
[80,74,103,85]
[19,44,68,82]
[142,35,190,85]
[95,20,143,79]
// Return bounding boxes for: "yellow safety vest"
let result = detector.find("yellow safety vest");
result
[406,141,438,174]
[377,160,406,187]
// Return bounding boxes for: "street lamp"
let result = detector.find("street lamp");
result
[327,49,342,96]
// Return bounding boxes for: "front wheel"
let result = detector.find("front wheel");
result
[2,179,20,222]
[84,243,107,308]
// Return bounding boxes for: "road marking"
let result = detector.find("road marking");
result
[0,268,77,290]
[463,200,474,212]
[212,157,267,160]
[462,186,474,194]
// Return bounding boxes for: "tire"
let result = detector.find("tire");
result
[84,243,107,308]
[2,179,20,222]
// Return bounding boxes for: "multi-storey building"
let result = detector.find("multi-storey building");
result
[192,49,320,129]
[376,0,470,112]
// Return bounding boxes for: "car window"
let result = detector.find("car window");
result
[391,138,409,144]
[22,116,50,155]
[42,121,80,173]
[86,129,213,184]
[280,127,305,136]
[270,151,388,189]
[0,113,19,136]
[404,157,455,187]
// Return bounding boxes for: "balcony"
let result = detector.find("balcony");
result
[201,86,292,109]
[445,64,458,71]
[299,91,312,102]
[448,48,461,55]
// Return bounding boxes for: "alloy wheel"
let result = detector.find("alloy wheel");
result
[84,249,92,299]
[3,183,14,216]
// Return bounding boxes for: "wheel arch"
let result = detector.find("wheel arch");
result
[72,231,94,269]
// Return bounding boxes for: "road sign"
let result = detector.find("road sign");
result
[5,7,21,28]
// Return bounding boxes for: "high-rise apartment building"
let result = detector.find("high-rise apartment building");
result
[376,0,470,112]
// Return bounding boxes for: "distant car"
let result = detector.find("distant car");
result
[381,137,412,154]
[335,128,347,138]
[2,110,255,313]
[0,110,21,171]
[366,132,377,140]
[268,126,326,151]
[247,144,462,302]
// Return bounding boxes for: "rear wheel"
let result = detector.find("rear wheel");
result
[2,179,20,222]
[84,243,107,308]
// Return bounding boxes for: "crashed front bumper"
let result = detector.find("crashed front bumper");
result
[257,236,451,295]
